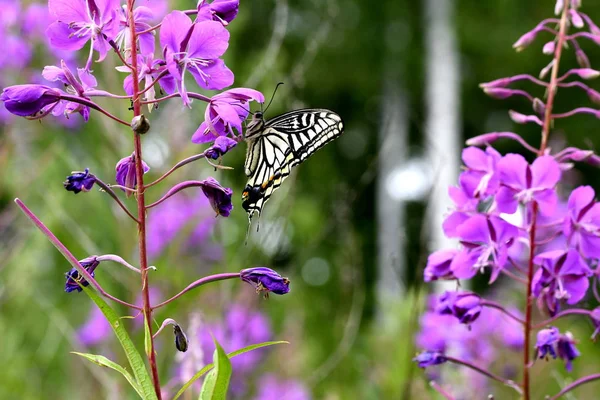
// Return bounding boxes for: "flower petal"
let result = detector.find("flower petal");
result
[531,155,561,189]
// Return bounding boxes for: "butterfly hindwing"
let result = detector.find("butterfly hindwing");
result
[242,109,344,225]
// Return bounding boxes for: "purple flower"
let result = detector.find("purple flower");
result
[47,0,120,63]
[159,11,233,106]
[564,186,600,259]
[117,54,172,102]
[65,256,99,292]
[424,249,458,282]
[115,5,156,56]
[240,267,290,296]
[42,61,98,121]
[532,249,591,314]
[200,177,233,217]
[203,136,237,159]
[459,146,501,198]
[436,291,482,325]
[442,182,479,237]
[451,215,518,282]
[191,88,264,143]
[413,351,448,368]
[197,0,239,25]
[77,306,111,345]
[64,168,97,193]
[496,154,561,216]
[535,327,559,360]
[0,85,62,117]
[252,374,311,400]
[115,152,150,196]
[557,332,580,371]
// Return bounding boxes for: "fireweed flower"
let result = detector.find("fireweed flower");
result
[115,5,156,56]
[442,181,479,238]
[0,85,62,117]
[535,326,559,360]
[436,291,482,325]
[117,54,173,103]
[563,186,600,259]
[64,168,97,193]
[42,61,97,121]
[159,11,234,106]
[424,249,458,282]
[240,267,290,296]
[413,351,448,368]
[115,152,150,196]
[191,88,264,144]
[451,215,518,282]
[196,0,239,26]
[557,332,580,371]
[496,154,561,216]
[46,0,120,64]
[64,256,100,292]
[203,136,237,159]
[200,177,233,217]
[532,249,591,315]
[459,146,501,198]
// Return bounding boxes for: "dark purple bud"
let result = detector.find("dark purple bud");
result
[0,84,61,117]
[173,324,189,352]
[557,332,580,371]
[424,249,457,282]
[65,256,100,293]
[533,98,546,115]
[64,168,96,194]
[413,351,447,368]
[535,326,559,360]
[576,49,591,69]
[204,136,237,159]
[240,267,290,296]
[200,177,233,217]
[198,0,239,25]
[435,291,482,324]
[115,153,150,196]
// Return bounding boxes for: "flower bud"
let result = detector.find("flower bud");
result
[532,98,546,115]
[569,10,584,28]
[479,77,512,89]
[508,110,542,125]
[573,68,600,80]
[173,324,189,352]
[576,49,591,68]
[436,291,482,324]
[413,351,447,368]
[240,267,290,297]
[557,332,579,371]
[65,256,100,293]
[513,30,537,52]
[115,153,150,196]
[540,60,555,79]
[554,0,564,15]
[131,114,151,134]
[542,41,555,55]
[535,326,559,360]
[63,168,96,193]
[0,84,62,117]
[483,88,517,99]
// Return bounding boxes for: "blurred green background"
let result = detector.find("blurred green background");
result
[3,0,600,399]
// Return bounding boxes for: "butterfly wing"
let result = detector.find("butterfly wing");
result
[242,109,344,223]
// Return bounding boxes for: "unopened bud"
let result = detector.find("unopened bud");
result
[513,30,538,52]
[509,110,542,125]
[131,115,150,135]
[574,68,600,80]
[533,98,546,115]
[576,50,591,68]
[587,89,600,105]
[555,0,564,15]
[542,41,556,55]
[479,77,512,89]
[173,324,189,352]
[540,60,555,79]
[483,88,515,99]
[570,10,584,28]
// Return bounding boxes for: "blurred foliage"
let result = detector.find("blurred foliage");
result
[3,0,600,399]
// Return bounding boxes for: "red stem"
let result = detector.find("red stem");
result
[523,3,570,399]
[126,0,162,397]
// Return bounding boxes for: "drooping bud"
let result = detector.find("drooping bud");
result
[535,327,559,360]
[413,351,447,368]
[576,49,591,68]
[436,291,482,325]
[569,10,584,28]
[131,114,151,134]
[554,0,564,15]
[557,332,580,371]
[542,41,556,55]
[65,256,100,293]
[64,168,97,193]
[115,152,150,196]
[587,89,600,105]
[240,267,290,297]
[204,136,237,159]
[173,324,189,352]
[572,68,600,80]
[200,177,233,217]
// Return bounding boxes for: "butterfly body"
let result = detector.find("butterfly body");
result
[242,108,344,225]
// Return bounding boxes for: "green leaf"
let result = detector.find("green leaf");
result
[172,341,288,400]
[144,316,152,359]
[199,338,232,400]
[82,286,158,400]
[71,352,143,399]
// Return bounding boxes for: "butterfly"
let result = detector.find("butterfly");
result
[241,108,344,229]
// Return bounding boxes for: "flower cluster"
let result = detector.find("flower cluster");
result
[416,1,600,398]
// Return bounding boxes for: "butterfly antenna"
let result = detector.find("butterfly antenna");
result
[263,82,284,115]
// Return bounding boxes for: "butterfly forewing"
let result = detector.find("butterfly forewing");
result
[242,108,344,224]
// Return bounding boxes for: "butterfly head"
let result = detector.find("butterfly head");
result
[244,111,265,139]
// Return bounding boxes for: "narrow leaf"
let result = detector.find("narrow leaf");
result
[82,286,158,400]
[72,352,143,398]
[172,341,288,400]
[144,315,152,358]
[199,338,232,400]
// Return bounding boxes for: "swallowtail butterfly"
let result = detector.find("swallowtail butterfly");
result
[242,108,344,229]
